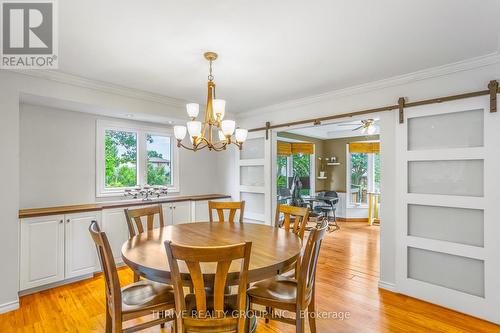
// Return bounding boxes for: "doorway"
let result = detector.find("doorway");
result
[273,118,382,226]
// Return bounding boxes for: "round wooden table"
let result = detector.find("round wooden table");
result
[121,222,302,285]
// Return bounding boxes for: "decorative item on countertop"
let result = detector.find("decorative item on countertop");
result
[318,157,325,171]
[326,157,340,166]
[124,185,168,201]
[318,157,326,178]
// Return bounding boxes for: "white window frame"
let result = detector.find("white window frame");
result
[346,144,376,208]
[96,120,180,197]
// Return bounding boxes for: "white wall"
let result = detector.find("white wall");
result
[233,55,500,290]
[0,70,221,313]
[0,85,20,313]
[19,104,221,208]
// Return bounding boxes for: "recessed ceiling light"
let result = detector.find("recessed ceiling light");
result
[125,114,134,118]
[167,120,174,124]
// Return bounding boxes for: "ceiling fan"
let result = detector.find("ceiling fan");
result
[338,119,377,134]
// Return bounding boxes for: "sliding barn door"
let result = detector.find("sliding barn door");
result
[236,131,272,225]
[395,96,500,324]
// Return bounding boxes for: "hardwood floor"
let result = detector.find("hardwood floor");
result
[1,222,498,332]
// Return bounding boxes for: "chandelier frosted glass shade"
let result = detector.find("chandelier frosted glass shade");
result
[212,99,226,120]
[187,121,202,138]
[235,128,248,143]
[174,125,187,140]
[221,120,236,136]
[186,103,200,119]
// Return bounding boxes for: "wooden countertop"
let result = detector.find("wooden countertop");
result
[19,194,231,219]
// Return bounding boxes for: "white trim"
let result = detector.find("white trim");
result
[237,131,272,225]
[378,281,397,293]
[238,52,500,116]
[0,299,19,314]
[96,119,180,197]
[18,273,94,296]
[12,70,186,107]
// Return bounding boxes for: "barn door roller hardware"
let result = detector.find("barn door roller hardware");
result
[489,80,498,113]
[398,97,406,124]
[249,80,499,132]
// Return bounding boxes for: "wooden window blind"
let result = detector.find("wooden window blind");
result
[277,141,292,155]
[349,142,380,154]
[277,141,314,155]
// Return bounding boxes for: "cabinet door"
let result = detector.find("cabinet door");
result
[20,215,65,290]
[162,204,173,225]
[172,201,191,224]
[194,200,209,222]
[101,208,129,264]
[65,212,100,279]
[195,198,230,222]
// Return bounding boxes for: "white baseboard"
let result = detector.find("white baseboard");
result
[19,273,94,297]
[378,280,397,292]
[0,299,19,314]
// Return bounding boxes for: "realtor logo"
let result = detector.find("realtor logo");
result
[1,0,58,69]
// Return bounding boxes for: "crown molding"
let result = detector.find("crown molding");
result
[11,70,187,108]
[238,51,500,118]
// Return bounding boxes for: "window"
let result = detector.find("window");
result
[276,153,312,196]
[96,120,179,197]
[347,144,380,206]
[349,153,368,204]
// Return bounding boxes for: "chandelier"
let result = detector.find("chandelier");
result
[173,52,248,151]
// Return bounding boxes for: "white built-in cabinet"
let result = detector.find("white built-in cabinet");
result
[19,197,230,293]
[65,212,100,279]
[165,201,192,224]
[101,208,130,264]
[20,211,100,291]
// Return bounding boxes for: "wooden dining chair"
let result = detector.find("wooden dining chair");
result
[124,204,164,238]
[208,201,245,223]
[275,204,309,241]
[247,220,328,333]
[89,221,176,333]
[164,240,252,333]
[124,204,164,281]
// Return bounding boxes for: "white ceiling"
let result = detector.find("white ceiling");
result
[284,119,380,140]
[57,0,500,113]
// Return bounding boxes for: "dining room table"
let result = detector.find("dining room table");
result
[121,221,302,285]
[121,221,302,332]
